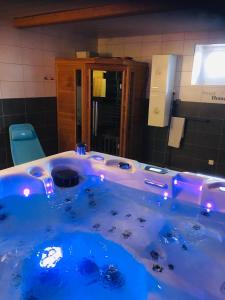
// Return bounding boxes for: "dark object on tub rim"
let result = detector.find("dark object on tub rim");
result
[51,167,79,187]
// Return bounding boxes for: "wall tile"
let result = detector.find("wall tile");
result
[3,99,26,115]
[140,34,162,42]
[110,44,125,57]
[0,63,23,81]
[180,72,192,86]
[183,39,208,55]
[123,36,142,44]
[181,55,194,72]
[43,51,56,66]
[124,43,142,58]
[162,32,184,41]
[1,82,25,98]
[20,30,43,50]
[141,42,162,57]
[23,65,45,82]
[24,82,45,98]
[162,41,184,55]
[44,81,56,97]
[0,46,22,64]
[0,27,22,46]
[21,48,44,66]
[184,31,208,40]
[179,86,202,101]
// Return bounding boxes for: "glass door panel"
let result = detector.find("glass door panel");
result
[91,70,122,155]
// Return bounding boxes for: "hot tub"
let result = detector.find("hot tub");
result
[0,151,225,300]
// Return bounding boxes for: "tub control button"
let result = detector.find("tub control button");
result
[118,162,131,170]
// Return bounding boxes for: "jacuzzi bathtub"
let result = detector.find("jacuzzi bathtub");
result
[0,151,225,300]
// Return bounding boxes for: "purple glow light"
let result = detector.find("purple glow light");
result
[92,155,104,161]
[163,191,168,199]
[100,174,105,182]
[206,202,212,209]
[43,178,54,196]
[174,179,178,185]
[199,185,203,192]
[23,188,30,197]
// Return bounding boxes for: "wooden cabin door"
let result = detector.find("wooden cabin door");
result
[56,63,84,152]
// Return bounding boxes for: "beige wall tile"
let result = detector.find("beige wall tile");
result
[0,26,22,46]
[20,30,43,50]
[140,34,162,42]
[109,44,125,57]
[141,42,162,57]
[124,42,142,58]
[162,32,184,41]
[0,46,22,64]
[44,81,56,97]
[21,48,44,66]
[181,55,194,72]
[180,71,192,86]
[43,51,56,66]
[162,41,184,55]
[23,65,45,82]
[179,86,202,101]
[24,81,45,98]
[1,81,25,98]
[184,31,208,40]
[183,39,208,55]
[0,63,23,81]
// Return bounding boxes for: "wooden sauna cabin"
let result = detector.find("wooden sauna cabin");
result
[56,57,148,161]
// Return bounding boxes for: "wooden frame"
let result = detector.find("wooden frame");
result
[13,2,181,28]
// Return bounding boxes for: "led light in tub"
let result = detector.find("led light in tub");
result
[38,246,63,269]
[90,155,104,161]
[205,202,213,213]
[219,187,225,192]
[100,174,105,182]
[173,179,178,185]
[23,188,31,197]
[43,177,54,197]
[163,191,169,200]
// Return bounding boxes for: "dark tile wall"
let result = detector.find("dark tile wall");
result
[0,97,58,170]
[144,100,225,178]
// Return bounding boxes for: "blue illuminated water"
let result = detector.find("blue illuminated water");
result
[0,175,225,300]
[21,232,155,300]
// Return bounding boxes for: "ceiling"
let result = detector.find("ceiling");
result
[35,9,225,38]
[2,0,225,38]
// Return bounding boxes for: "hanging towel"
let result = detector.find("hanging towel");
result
[168,117,185,148]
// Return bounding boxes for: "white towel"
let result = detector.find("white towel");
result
[168,117,185,148]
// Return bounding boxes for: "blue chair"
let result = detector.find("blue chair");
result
[9,123,46,165]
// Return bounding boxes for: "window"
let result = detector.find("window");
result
[192,44,225,85]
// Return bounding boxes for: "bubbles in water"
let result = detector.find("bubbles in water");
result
[78,258,99,277]
[100,264,125,289]
[159,223,184,245]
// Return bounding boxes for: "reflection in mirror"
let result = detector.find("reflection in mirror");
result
[91,70,122,156]
[76,70,82,143]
